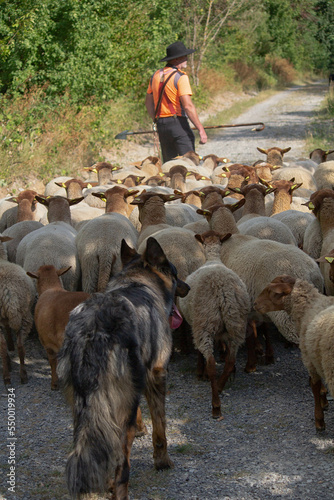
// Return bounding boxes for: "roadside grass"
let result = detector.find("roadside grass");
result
[306,91,334,152]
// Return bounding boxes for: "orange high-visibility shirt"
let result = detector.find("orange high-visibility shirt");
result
[147,66,193,118]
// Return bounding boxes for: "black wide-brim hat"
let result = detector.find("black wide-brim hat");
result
[160,41,196,62]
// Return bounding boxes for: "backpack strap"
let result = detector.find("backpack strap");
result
[154,69,178,122]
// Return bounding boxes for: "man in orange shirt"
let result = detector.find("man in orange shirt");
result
[145,41,207,163]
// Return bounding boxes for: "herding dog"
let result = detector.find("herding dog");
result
[57,237,190,499]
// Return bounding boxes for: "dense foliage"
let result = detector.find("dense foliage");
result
[0,0,333,103]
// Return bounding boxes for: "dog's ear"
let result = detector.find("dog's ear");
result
[120,239,139,267]
[144,237,169,269]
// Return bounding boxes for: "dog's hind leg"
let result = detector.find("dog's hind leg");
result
[145,366,174,470]
[112,425,136,500]
[135,406,148,437]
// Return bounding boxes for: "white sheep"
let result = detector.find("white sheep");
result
[197,201,324,345]
[309,148,334,165]
[27,265,90,389]
[218,234,324,347]
[231,183,276,223]
[16,196,82,291]
[0,189,48,231]
[0,235,35,385]
[302,189,334,294]
[257,146,291,166]
[258,178,304,215]
[133,192,205,281]
[272,166,316,195]
[252,161,281,182]
[3,220,44,262]
[271,209,315,249]
[313,161,334,190]
[75,213,139,293]
[254,275,334,431]
[237,216,297,245]
[177,230,250,419]
[131,191,183,247]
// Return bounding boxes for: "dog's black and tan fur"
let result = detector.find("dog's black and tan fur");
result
[57,237,189,499]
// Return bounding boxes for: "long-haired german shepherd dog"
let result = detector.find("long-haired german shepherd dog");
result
[57,237,190,499]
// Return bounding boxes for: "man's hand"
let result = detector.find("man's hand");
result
[199,129,207,144]
[180,94,208,144]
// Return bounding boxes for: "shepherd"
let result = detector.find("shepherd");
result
[145,41,207,163]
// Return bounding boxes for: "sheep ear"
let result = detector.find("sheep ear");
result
[220,233,232,243]
[0,236,12,243]
[257,147,268,155]
[272,165,281,170]
[125,189,139,198]
[258,177,271,187]
[194,233,204,243]
[290,183,303,192]
[302,200,315,210]
[229,198,246,212]
[57,266,72,277]
[35,195,49,206]
[69,197,84,206]
[92,192,107,201]
[27,271,38,280]
[197,208,211,216]
[282,147,291,154]
[265,187,276,195]
[316,255,334,264]
[269,282,294,296]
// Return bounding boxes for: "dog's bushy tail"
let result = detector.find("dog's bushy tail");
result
[58,303,144,497]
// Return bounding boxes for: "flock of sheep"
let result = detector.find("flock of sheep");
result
[2,145,334,432]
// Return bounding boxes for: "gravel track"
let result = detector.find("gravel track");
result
[1,80,334,500]
[197,80,328,163]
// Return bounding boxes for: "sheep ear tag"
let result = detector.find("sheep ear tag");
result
[326,257,334,264]
[169,303,183,329]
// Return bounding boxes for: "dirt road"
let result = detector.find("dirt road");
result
[196,80,328,163]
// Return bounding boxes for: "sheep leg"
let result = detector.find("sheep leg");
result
[5,326,15,352]
[217,346,236,394]
[46,348,59,390]
[310,377,325,431]
[0,330,11,385]
[206,354,221,419]
[135,406,148,436]
[145,366,174,470]
[320,382,329,411]
[16,332,27,384]
[111,424,136,500]
[196,350,206,379]
[262,323,274,365]
[173,318,193,355]
[245,320,258,373]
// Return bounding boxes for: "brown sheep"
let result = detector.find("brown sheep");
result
[27,265,90,390]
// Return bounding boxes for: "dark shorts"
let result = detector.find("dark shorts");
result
[157,116,195,163]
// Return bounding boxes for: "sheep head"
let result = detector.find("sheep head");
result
[254,275,296,314]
